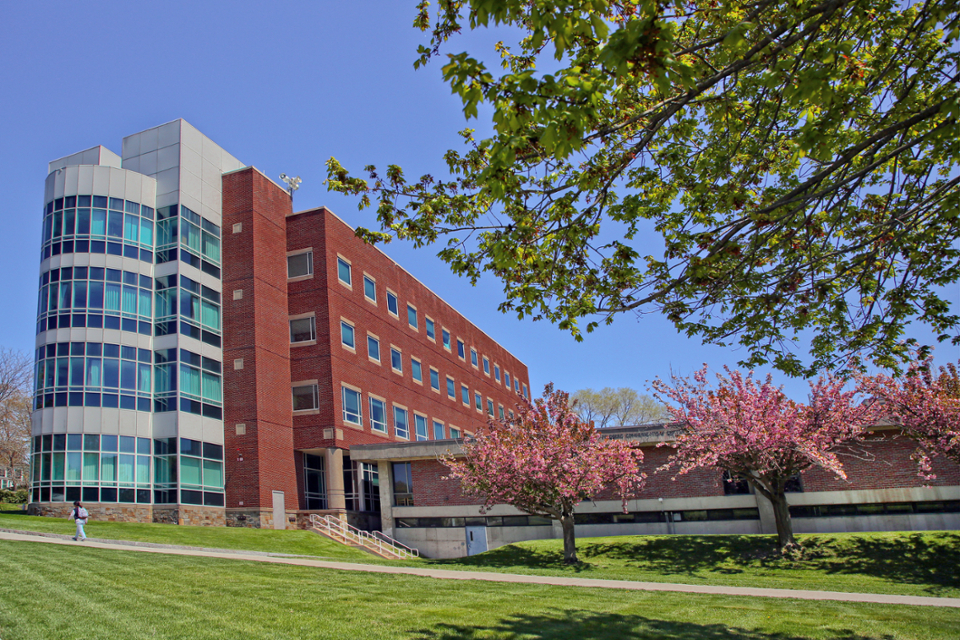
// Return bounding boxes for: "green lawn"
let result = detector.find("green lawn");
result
[0,511,371,561]
[1,541,957,640]
[428,531,960,598]
[3,511,958,599]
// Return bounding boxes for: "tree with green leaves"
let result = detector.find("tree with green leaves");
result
[328,0,959,377]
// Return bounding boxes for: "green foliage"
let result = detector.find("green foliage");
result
[0,488,27,504]
[328,0,960,376]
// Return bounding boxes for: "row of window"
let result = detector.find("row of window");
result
[391,508,762,528]
[38,267,153,324]
[334,316,518,419]
[287,251,530,401]
[42,238,154,265]
[155,205,221,272]
[292,383,469,442]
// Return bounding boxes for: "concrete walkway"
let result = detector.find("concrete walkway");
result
[2,529,958,608]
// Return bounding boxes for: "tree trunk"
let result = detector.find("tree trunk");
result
[560,514,578,564]
[769,490,795,550]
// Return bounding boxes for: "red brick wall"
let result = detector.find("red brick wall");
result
[286,207,530,453]
[801,433,960,491]
[222,168,299,510]
[405,435,960,508]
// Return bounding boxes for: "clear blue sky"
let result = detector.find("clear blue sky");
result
[1,1,956,402]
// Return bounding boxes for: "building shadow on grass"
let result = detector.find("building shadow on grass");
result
[406,609,894,640]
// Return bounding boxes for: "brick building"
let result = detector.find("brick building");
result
[351,425,960,558]
[27,120,529,528]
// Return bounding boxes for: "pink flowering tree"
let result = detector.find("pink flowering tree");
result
[652,367,882,551]
[860,358,960,478]
[442,385,645,564]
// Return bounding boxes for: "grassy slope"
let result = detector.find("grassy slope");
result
[428,531,960,598]
[3,512,958,598]
[1,541,958,640]
[0,511,371,560]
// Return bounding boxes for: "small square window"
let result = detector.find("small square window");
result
[411,358,422,383]
[457,339,465,359]
[292,384,318,411]
[450,427,461,439]
[425,318,435,340]
[433,420,445,440]
[407,304,418,329]
[430,368,440,392]
[442,329,451,350]
[446,376,455,399]
[287,251,313,278]
[391,347,403,373]
[494,365,501,383]
[370,397,387,433]
[337,257,352,286]
[461,384,469,405]
[290,317,315,343]
[342,386,362,425]
[471,349,478,368]
[394,406,409,439]
[363,275,376,302]
[341,320,355,349]
[367,335,380,362]
[483,357,490,375]
[387,291,399,316]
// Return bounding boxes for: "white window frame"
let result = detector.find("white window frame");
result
[367,333,381,364]
[363,273,377,303]
[369,395,387,433]
[461,384,470,407]
[411,357,423,384]
[471,348,478,368]
[393,405,410,440]
[286,248,314,280]
[414,413,429,441]
[390,346,403,375]
[425,316,436,341]
[340,319,356,351]
[407,303,418,330]
[386,290,399,318]
[441,328,451,351]
[457,339,465,360]
[483,357,490,376]
[342,384,363,425]
[336,255,352,287]
[289,313,316,345]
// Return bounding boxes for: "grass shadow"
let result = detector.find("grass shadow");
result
[407,609,897,640]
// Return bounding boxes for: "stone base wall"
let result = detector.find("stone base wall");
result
[26,502,224,526]
[226,508,273,529]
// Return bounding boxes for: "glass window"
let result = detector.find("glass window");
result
[293,384,319,411]
[394,406,409,439]
[290,317,316,343]
[391,348,402,373]
[487,399,494,416]
[430,368,439,391]
[342,386,362,424]
[369,397,387,433]
[442,329,451,350]
[387,291,398,316]
[450,427,461,439]
[425,318,435,340]
[433,421,445,440]
[341,320,355,349]
[367,336,380,362]
[415,415,428,441]
[499,405,505,420]
[461,385,469,405]
[363,275,376,301]
[287,252,313,278]
[471,349,478,367]
[392,462,413,506]
[483,357,490,375]
[475,392,482,411]
[495,365,501,382]
[337,257,352,285]
[446,376,455,399]
[407,304,417,329]
[505,372,511,387]
[411,358,422,383]
[457,339,465,359]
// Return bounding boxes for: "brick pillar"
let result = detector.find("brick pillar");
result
[222,168,299,524]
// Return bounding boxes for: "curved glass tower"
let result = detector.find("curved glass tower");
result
[30,120,244,524]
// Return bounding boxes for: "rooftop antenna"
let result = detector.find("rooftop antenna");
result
[279,173,301,197]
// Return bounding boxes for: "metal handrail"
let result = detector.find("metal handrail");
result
[309,514,419,559]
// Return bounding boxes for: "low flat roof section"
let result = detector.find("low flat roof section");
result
[350,440,464,462]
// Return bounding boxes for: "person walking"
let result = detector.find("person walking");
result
[69,500,89,541]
